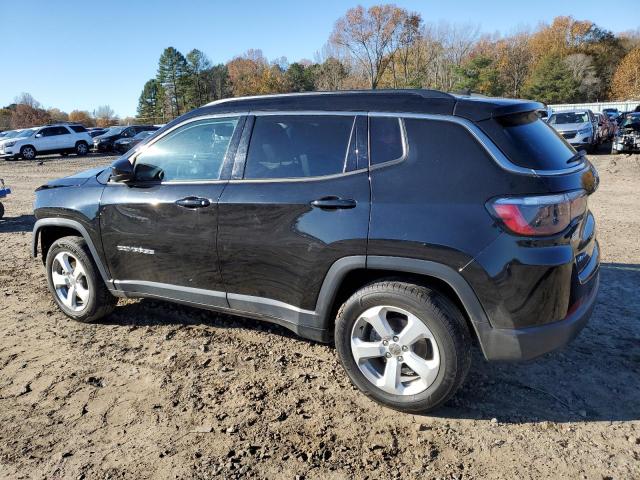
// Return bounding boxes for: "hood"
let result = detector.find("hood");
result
[551,122,591,132]
[95,133,120,141]
[37,166,106,190]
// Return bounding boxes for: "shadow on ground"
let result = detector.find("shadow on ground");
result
[0,214,35,233]
[100,262,639,424]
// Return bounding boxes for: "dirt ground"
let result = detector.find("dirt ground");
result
[0,150,638,480]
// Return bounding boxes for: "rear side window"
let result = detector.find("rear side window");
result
[370,116,404,165]
[244,115,355,179]
[70,125,87,133]
[479,111,577,171]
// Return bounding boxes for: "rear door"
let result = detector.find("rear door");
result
[100,115,245,304]
[55,126,74,149]
[217,113,370,321]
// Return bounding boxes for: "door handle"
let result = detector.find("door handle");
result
[175,196,211,209]
[310,196,357,210]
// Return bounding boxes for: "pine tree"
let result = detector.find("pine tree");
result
[137,79,164,123]
[523,54,581,103]
[186,49,212,109]
[157,47,189,118]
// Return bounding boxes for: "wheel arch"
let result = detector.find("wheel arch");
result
[33,218,112,287]
[315,256,490,350]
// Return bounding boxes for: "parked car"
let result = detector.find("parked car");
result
[612,112,640,155]
[113,130,155,154]
[88,128,109,138]
[602,108,620,121]
[596,113,616,142]
[0,125,92,160]
[93,125,159,152]
[547,109,599,152]
[32,90,600,413]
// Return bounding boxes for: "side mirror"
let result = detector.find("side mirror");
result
[35,133,43,138]
[110,157,134,183]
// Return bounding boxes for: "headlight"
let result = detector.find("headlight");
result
[4,141,16,147]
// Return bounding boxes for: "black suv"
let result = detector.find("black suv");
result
[33,90,600,413]
[93,125,159,152]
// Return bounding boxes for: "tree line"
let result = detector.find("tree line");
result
[137,7,640,124]
[0,92,127,130]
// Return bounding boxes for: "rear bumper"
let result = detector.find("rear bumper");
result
[476,268,599,361]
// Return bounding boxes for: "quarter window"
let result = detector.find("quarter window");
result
[370,117,404,165]
[243,115,355,179]
[133,117,239,182]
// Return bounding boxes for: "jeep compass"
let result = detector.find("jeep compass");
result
[33,90,600,413]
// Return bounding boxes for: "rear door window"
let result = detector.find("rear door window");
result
[243,115,355,179]
[479,111,577,171]
[369,116,404,165]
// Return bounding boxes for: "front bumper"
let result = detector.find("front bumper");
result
[93,142,113,152]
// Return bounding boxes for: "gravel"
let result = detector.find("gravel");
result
[0,150,638,479]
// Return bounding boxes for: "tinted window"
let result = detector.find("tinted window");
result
[54,126,70,135]
[370,117,404,165]
[70,125,87,133]
[244,115,355,179]
[133,117,239,182]
[39,127,57,137]
[481,112,576,170]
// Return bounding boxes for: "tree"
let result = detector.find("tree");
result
[227,50,268,96]
[285,62,316,91]
[93,105,118,127]
[69,110,95,127]
[157,47,189,118]
[203,64,231,101]
[186,49,212,108]
[0,109,12,130]
[611,47,640,99]
[47,108,68,123]
[137,79,164,123]
[10,104,51,128]
[330,5,415,88]
[14,92,41,109]
[453,55,502,96]
[495,32,532,97]
[523,54,581,103]
[564,53,600,101]
[315,57,349,90]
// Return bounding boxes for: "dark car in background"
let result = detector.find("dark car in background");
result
[93,125,159,152]
[88,128,109,138]
[113,130,155,154]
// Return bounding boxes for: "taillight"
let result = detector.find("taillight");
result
[488,191,587,236]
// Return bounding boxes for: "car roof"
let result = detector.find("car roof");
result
[183,89,543,123]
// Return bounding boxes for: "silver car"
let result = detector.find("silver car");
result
[548,110,598,152]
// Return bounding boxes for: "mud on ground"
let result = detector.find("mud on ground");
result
[0,152,638,479]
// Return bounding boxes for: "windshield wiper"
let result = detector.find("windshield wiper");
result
[566,149,586,164]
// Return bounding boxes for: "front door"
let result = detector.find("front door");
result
[217,113,370,325]
[100,115,244,306]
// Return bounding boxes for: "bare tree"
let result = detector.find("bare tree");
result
[330,5,413,88]
[14,92,41,109]
[93,105,118,127]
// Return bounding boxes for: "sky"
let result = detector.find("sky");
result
[0,0,638,117]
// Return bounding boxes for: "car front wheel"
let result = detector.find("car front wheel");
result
[335,281,471,414]
[45,236,117,322]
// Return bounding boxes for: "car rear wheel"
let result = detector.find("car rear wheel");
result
[335,281,471,414]
[75,142,89,156]
[20,146,36,160]
[45,236,117,323]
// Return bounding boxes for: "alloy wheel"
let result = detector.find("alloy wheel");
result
[22,147,35,160]
[350,305,440,396]
[51,251,90,312]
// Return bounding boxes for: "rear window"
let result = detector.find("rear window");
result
[479,111,577,171]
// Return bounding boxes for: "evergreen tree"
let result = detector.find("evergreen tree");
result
[453,56,503,96]
[137,79,164,123]
[523,54,581,103]
[186,49,212,109]
[157,47,189,118]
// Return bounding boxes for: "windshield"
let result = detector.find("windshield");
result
[548,112,590,125]
[103,127,124,136]
[622,115,640,127]
[16,129,36,138]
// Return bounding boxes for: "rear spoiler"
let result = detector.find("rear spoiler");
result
[453,97,544,122]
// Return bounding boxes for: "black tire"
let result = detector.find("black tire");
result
[45,236,117,323]
[335,281,471,414]
[20,145,36,160]
[0,202,4,219]
[75,142,89,156]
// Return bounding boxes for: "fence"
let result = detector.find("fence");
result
[549,101,640,114]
